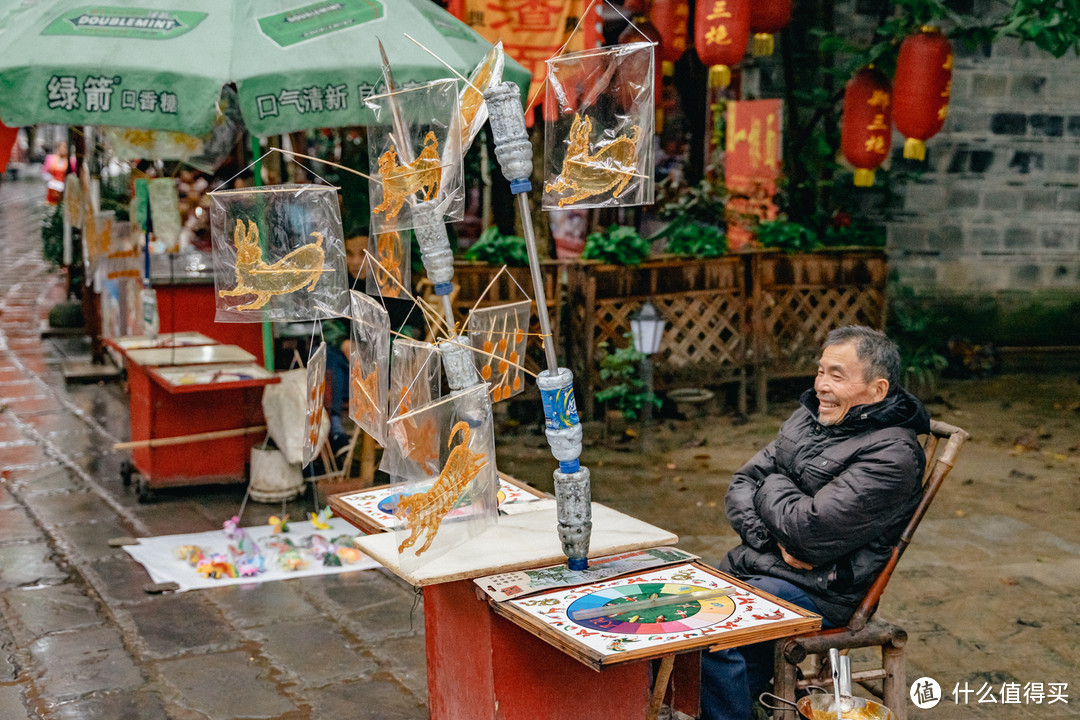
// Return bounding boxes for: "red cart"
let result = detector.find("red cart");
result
[113,342,279,502]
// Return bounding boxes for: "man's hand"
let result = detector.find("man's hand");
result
[779,544,815,570]
[340,340,351,357]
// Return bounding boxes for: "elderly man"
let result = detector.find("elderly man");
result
[702,325,930,720]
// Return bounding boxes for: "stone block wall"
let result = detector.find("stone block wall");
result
[883,20,1080,306]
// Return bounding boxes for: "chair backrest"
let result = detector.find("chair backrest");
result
[846,419,969,631]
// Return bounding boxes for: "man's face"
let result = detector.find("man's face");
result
[345,235,367,279]
[814,342,887,425]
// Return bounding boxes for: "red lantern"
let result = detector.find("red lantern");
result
[694,0,750,89]
[749,0,791,57]
[892,27,953,161]
[651,0,690,75]
[841,68,892,187]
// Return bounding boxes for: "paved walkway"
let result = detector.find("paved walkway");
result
[0,175,427,720]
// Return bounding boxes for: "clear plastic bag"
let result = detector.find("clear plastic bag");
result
[543,42,656,209]
[302,341,327,467]
[82,210,114,290]
[209,184,348,322]
[365,78,464,235]
[380,338,443,481]
[147,177,182,251]
[468,300,530,403]
[366,229,411,300]
[459,42,505,156]
[389,384,498,572]
[348,291,390,446]
[97,220,141,285]
[102,87,241,174]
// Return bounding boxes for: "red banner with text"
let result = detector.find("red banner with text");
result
[724,99,782,250]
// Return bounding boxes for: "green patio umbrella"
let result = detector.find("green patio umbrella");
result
[0,0,530,136]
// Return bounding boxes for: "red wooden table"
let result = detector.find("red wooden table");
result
[353,503,701,719]
[118,344,278,501]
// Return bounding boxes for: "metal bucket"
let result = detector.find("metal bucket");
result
[760,689,894,720]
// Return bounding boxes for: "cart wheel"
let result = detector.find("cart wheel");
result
[136,477,154,504]
[120,460,134,487]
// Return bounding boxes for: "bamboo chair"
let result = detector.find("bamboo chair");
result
[771,419,969,720]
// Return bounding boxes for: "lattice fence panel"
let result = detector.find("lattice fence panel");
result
[583,290,748,397]
[757,286,886,375]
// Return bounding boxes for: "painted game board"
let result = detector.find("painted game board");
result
[493,562,820,669]
[330,473,547,534]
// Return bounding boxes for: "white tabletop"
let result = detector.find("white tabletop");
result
[110,332,218,351]
[126,344,256,367]
[354,503,678,587]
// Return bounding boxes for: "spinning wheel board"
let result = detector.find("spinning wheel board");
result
[566,582,735,635]
[496,562,820,668]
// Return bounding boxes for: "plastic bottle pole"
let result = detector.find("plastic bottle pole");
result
[378,42,460,340]
[484,81,591,570]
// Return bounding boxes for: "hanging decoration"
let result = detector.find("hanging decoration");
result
[893,27,953,162]
[365,79,464,235]
[302,342,328,467]
[366,230,410,300]
[469,300,531,403]
[694,0,751,89]
[98,220,141,284]
[841,67,893,187]
[209,184,347,322]
[102,87,242,174]
[380,339,443,481]
[147,177,182,251]
[543,42,655,209]
[348,291,390,446]
[390,384,499,571]
[459,42,506,154]
[651,0,690,75]
[749,0,791,57]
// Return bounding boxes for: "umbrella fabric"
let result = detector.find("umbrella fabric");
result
[0,0,530,136]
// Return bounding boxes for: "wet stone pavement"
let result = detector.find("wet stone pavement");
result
[0,176,427,720]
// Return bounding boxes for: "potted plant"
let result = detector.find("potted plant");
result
[594,335,661,435]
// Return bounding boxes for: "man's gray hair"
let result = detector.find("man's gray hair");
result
[824,325,901,394]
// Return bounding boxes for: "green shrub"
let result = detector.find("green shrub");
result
[663,220,727,257]
[582,225,651,265]
[756,220,821,253]
[463,226,529,267]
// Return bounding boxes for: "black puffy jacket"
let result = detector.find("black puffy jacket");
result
[719,387,930,625]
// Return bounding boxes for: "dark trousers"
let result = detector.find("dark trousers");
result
[700,576,835,720]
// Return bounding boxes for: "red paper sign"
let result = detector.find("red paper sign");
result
[724,99,781,250]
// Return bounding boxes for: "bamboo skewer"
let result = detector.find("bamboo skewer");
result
[113,425,266,451]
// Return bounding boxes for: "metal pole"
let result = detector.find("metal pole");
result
[516,192,558,372]
[641,354,654,427]
[485,81,590,569]
[251,134,274,372]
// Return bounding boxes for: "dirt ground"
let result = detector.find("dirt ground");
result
[495,371,1080,718]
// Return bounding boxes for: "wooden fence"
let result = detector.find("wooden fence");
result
[442,250,887,418]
